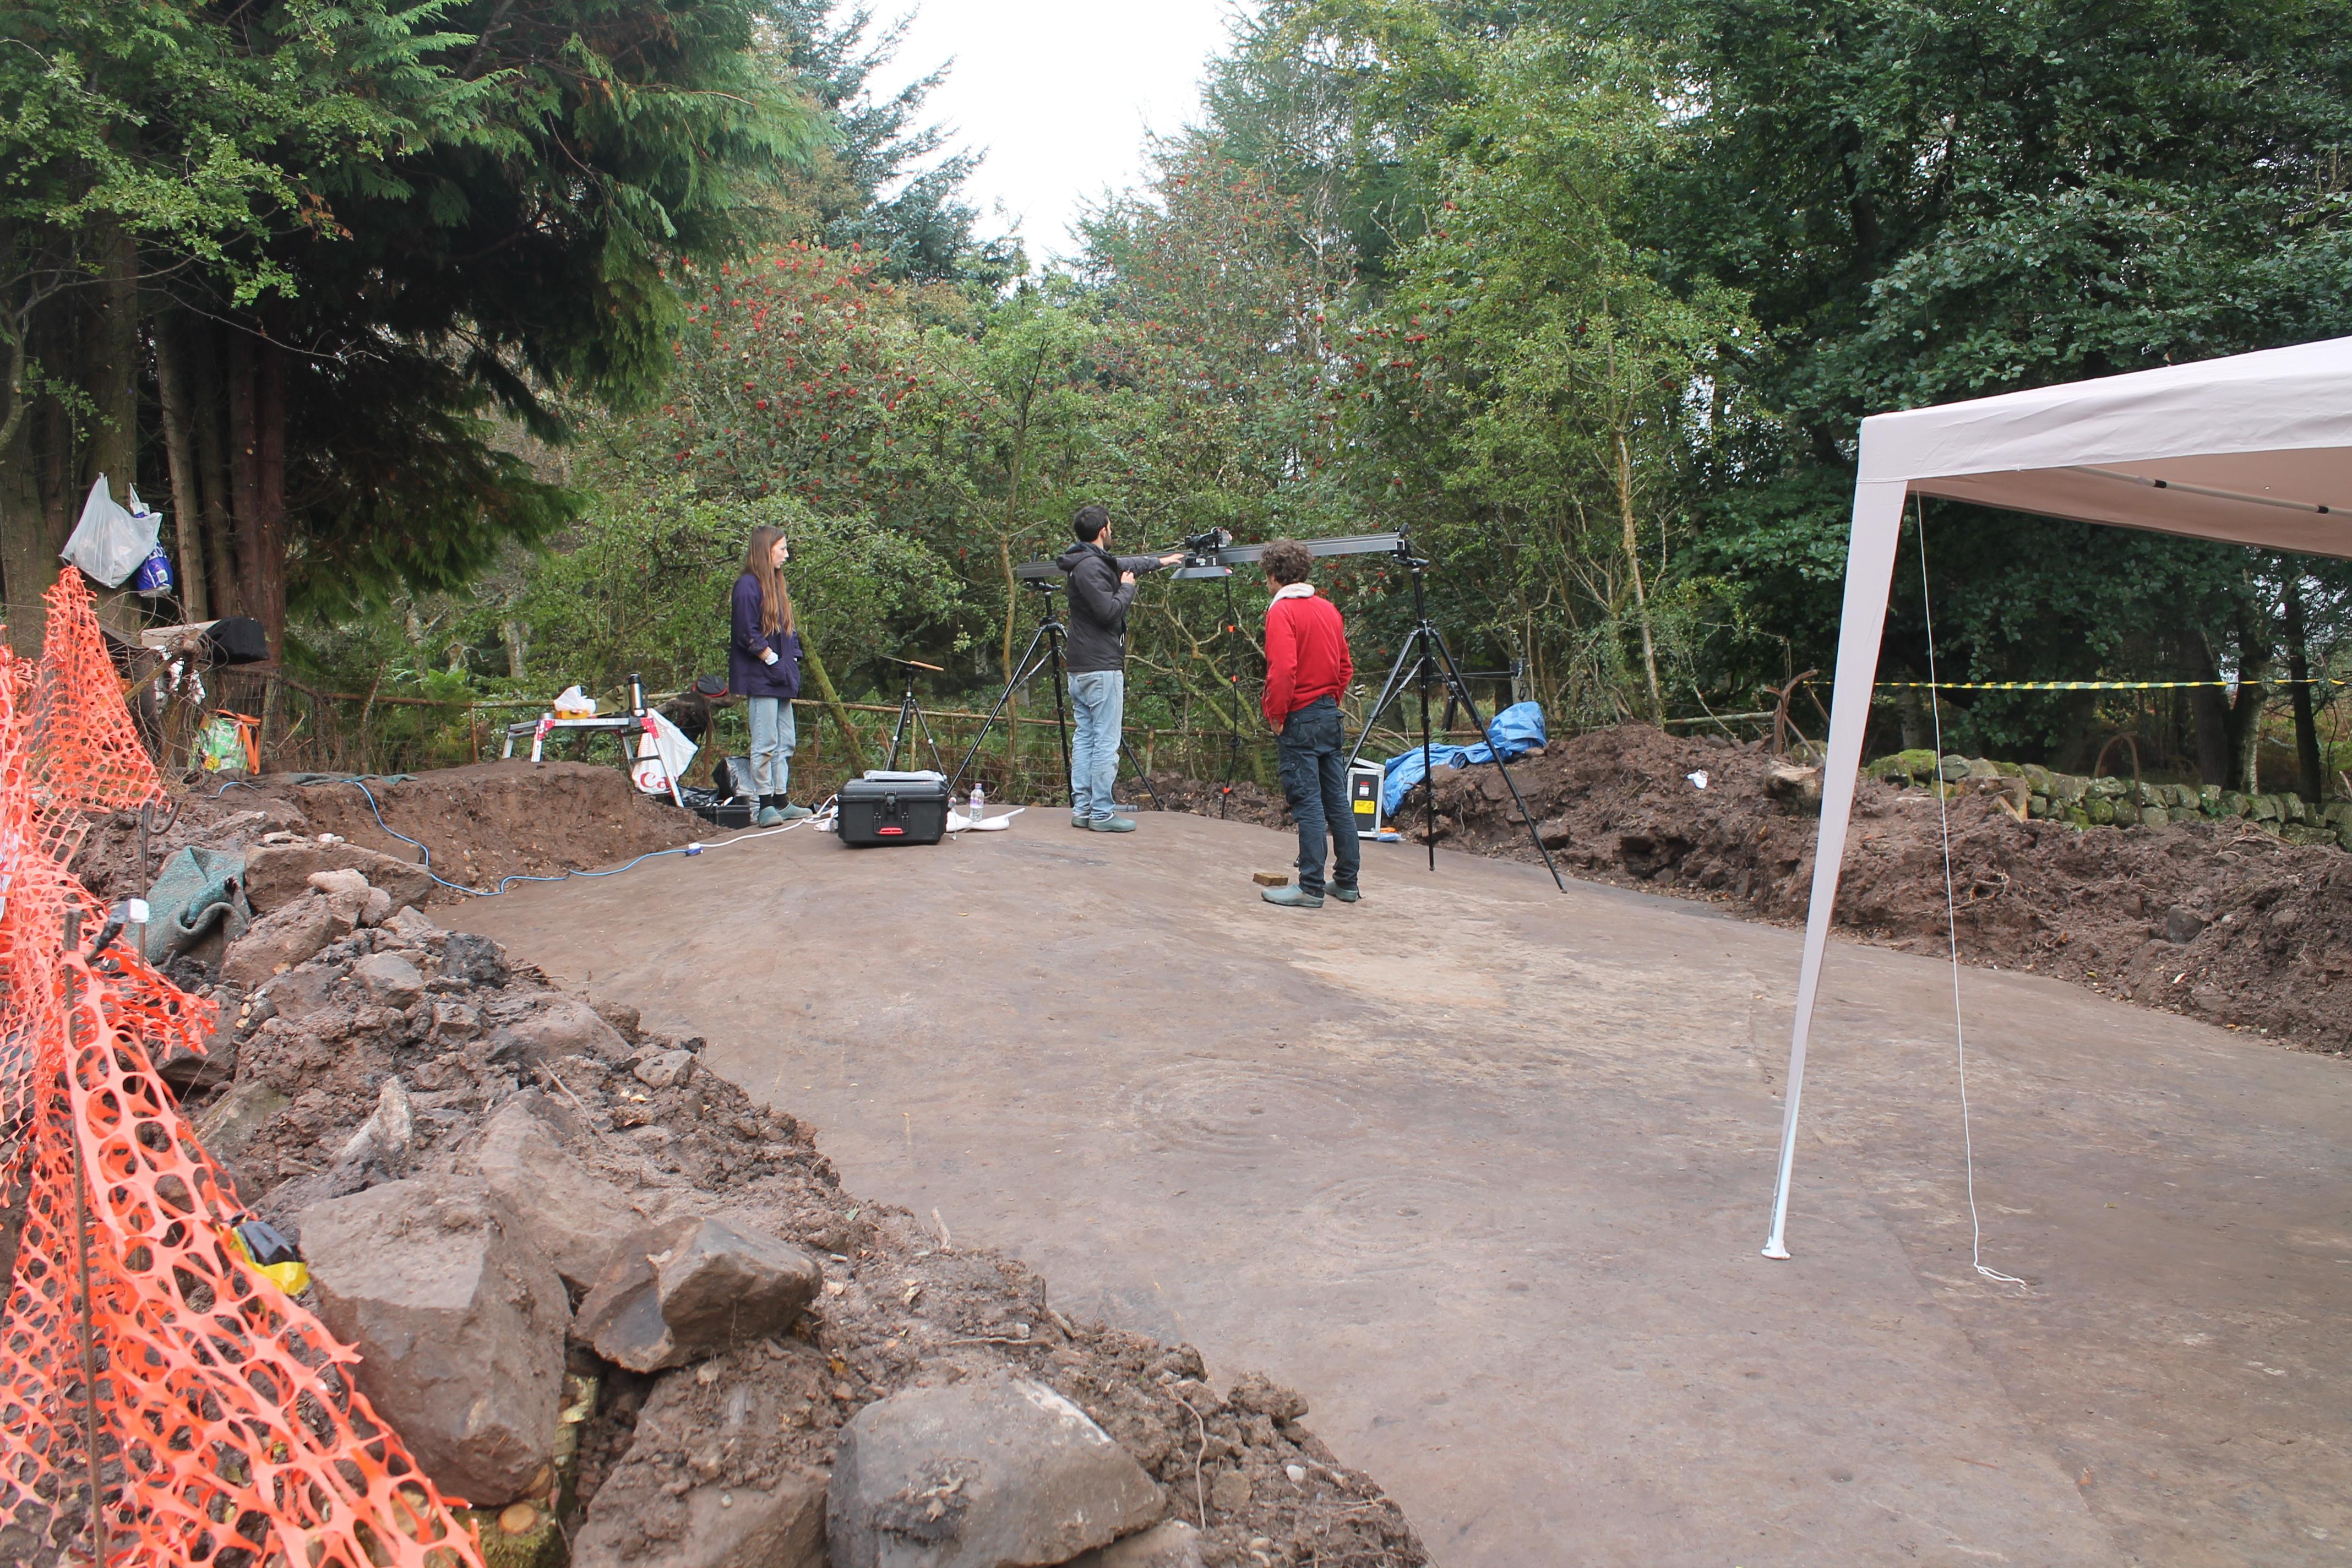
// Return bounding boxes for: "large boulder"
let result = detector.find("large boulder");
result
[494,994,632,1065]
[463,1098,646,1292]
[244,840,433,914]
[194,1079,288,1164]
[221,892,352,984]
[352,951,426,1008]
[300,1175,569,1506]
[828,1372,1163,1568]
[568,1363,826,1568]
[574,1216,821,1373]
[440,932,511,987]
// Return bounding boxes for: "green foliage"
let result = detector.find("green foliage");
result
[765,1,1023,290]
[277,0,2352,787]
[508,486,962,699]
[1616,0,2352,719]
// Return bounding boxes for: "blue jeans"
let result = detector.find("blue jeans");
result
[1278,696,1360,895]
[747,697,796,797]
[1068,669,1124,820]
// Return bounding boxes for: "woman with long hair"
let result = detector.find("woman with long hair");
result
[731,525,810,825]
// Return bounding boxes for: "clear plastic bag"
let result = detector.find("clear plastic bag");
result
[58,475,160,588]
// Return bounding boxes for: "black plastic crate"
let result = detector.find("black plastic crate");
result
[837,775,949,847]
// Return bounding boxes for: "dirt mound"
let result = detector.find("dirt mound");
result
[1144,776,1289,826]
[286,761,701,898]
[1408,723,2351,1056]
[73,761,702,906]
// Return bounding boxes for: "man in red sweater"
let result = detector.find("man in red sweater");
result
[1258,538,1361,908]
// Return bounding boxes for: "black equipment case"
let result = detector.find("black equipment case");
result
[837,774,950,847]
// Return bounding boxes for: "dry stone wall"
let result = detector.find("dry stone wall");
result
[1864,749,2352,848]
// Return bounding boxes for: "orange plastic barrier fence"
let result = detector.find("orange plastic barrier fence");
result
[2,576,484,1566]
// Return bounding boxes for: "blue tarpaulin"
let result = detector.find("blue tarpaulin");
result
[1381,701,1547,816]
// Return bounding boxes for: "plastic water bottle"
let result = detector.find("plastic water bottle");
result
[968,782,986,825]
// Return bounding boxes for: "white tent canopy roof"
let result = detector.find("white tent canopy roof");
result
[1763,334,2352,1259]
[1860,334,2352,555]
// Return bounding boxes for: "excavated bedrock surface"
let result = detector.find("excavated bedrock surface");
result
[460,807,2352,1568]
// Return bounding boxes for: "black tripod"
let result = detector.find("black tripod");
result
[1345,548,1564,889]
[883,656,948,775]
[1212,572,1248,819]
[950,581,1161,811]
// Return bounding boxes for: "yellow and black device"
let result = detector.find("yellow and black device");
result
[226,1215,311,1296]
[1348,761,1384,834]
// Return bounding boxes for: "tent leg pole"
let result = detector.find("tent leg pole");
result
[1762,479,1909,1260]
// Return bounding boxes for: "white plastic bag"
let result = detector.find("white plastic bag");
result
[630,709,696,796]
[59,475,160,588]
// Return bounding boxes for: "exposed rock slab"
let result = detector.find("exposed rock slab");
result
[464,1097,646,1292]
[828,1372,1163,1568]
[575,1215,821,1372]
[496,994,627,1065]
[221,892,353,984]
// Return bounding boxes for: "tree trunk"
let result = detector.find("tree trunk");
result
[2284,576,2324,803]
[82,227,137,488]
[227,325,289,653]
[0,412,46,655]
[254,331,287,652]
[995,409,1032,786]
[151,312,209,620]
[503,618,527,679]
[796,633,868,773]
[1613,431,1663,724]
[2234,688,2266,794]
[228,328,260,613]
[189,317,239,614]
[2186,634,2233,786]
[83,225,140,635]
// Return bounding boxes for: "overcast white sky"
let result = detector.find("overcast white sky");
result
[872,0,1244,264]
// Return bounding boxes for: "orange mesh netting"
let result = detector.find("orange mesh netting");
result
[22,576,165,864]
[2,583,484,1566]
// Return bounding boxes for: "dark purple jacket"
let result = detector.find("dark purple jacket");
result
[729,571,802,700]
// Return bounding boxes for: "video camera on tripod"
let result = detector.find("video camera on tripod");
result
[1001,526,1564,889]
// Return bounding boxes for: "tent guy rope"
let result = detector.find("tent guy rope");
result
[1915,499,2028,1290]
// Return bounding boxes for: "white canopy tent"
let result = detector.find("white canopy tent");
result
[1763,334,2352,1259]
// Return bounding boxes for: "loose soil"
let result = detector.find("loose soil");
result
[1152,725,2352,1057]
[73,761,700,905]
[108,773,1427,1568]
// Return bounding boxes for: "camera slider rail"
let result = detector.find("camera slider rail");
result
[1011,530,1412,585]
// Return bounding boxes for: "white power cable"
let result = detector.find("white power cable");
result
[1915,499,2029,1290]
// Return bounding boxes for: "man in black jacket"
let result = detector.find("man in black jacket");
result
[1054,505,1179,831]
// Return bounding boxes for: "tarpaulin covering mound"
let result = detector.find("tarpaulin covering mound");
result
[0,574,482,1566]
[1380,701,1547,817]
